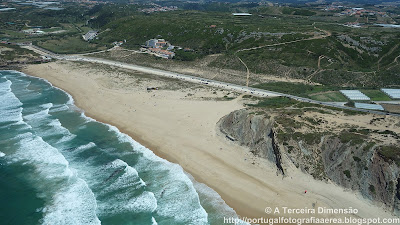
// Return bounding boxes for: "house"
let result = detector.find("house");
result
[82,30,98,41]
[148,48,175,59]
[143,38,176,59]
[112,41,124,46]
[22,28,44,35]
[145,39,168,48]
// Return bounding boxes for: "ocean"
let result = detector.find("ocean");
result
[0,70,247,225]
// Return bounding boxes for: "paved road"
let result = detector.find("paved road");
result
[24,45,400,117]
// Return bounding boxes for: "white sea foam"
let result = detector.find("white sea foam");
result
[2,72,101,224]
[40,103,54,109]
[97,159,157,216]
[0,79,23,124]
[6,70,27,77]
[105,126,209,224]
[12,133,101,225]
[2,71,234,224]
[21,72,75,105]
[124,191,157,213]
[98,190,157,216]
[23,103,52,120]
[186,172,250,225]
[42,178,101,225]
[47,119,76,144]
[20,103,76,145]
[15,134,71,175]
[0,151,5,157]
[49,104,70,113]
[103,159,146,193]
[75,142,97,152]
[68,117,209,223]
[151,217,158,225]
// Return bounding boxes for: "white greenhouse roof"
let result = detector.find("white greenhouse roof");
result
[381,89,400,99]
[354,103,384,111]
[340,90,370,101]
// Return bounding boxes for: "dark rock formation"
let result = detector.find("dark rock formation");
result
[219,109,400,214]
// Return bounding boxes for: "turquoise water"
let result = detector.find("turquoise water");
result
[0,70,246,225]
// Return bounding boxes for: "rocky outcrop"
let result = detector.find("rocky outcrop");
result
[219,109,284,174]
[320,137,400,212]
[219,109,400,214]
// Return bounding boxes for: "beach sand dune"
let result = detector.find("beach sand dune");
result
[23,61,396,223]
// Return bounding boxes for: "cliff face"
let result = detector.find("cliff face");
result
[321,137,400,211]
[219,109,284,174]
[219,109,400,214]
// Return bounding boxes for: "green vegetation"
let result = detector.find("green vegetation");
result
[253,82,340,97]
[361,90,392,101]
[308,92,348,102]
[282,7,316,16]
[343,170,351,179]
[2,2,400,89]
[88,4,400,87]
[253,82,352,102]
[174,49,202,61]
[363,142,376,151]
[36,36,106,54]
[338,131,366,145]
[345,101,355,107]
[0,44,38,61]
[299,132,323,145]
[377,145,400,165]
[388,181,394,194]
[247,97,297,108]
[353,156,362,162]
[369,184,376,194]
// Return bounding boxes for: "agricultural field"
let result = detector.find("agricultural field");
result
[361,89,393,101]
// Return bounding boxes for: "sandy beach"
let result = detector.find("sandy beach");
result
[23,61,397,223]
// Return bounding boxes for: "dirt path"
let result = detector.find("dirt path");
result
[234,26,332,85]
[378,43,399,70]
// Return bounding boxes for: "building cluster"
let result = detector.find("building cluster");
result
[343,22,362,28]
[15,1,64,10]
[323,4,344,11]
[141,39,176,59]
[22,28,45,35]
[335,7,387,17]
[140,6,178,13]
[112,40,125,46]
[82,30,98,41]
[323,4,390,18]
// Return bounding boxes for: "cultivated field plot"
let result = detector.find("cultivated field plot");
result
[340,90,370,101]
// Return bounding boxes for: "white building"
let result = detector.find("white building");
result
[145,39,168,48]
[82,30,98,41]
[232,13,252,16]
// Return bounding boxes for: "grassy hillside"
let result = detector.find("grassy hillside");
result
[1,3,399,87]
[88,5,400,87]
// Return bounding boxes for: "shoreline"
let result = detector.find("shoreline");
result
[82,111,266,220]
[21,61,398,224]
